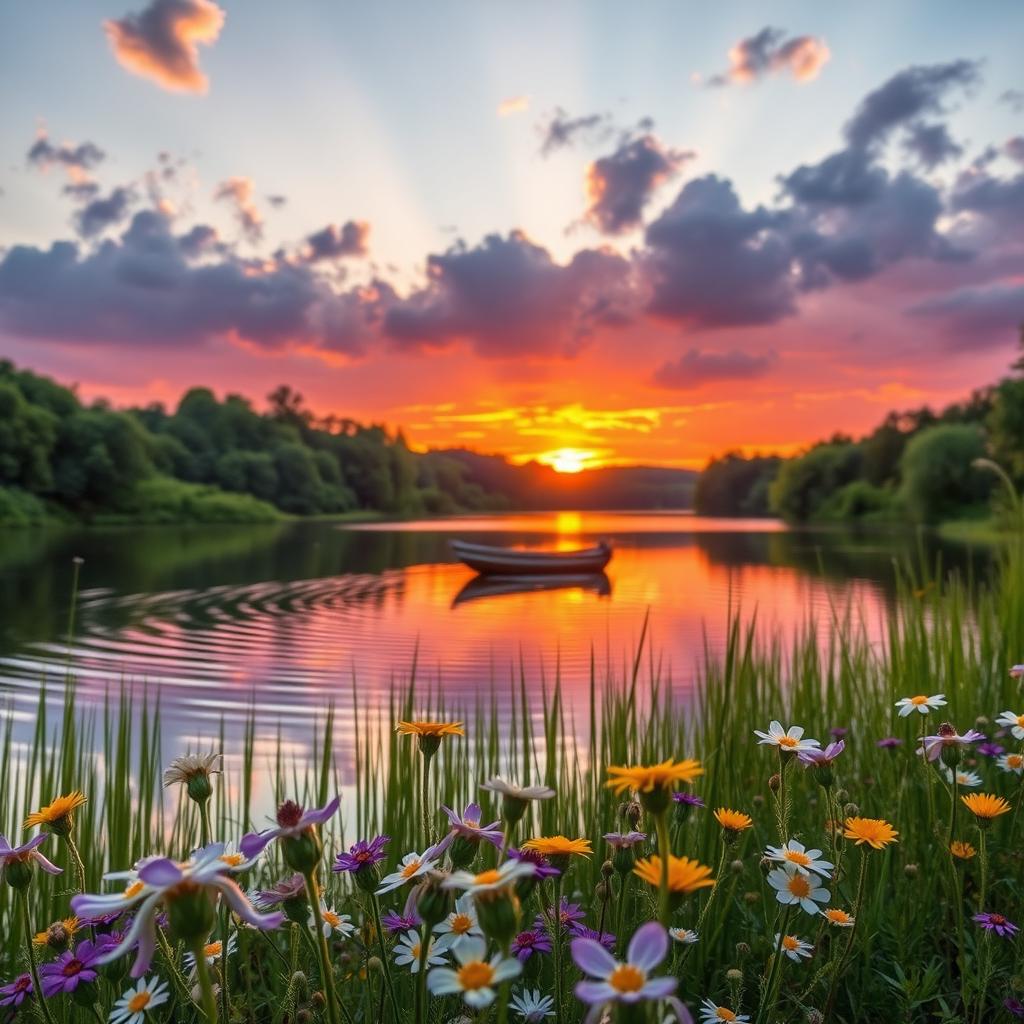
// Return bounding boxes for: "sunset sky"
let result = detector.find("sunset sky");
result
[1,1,1023,469]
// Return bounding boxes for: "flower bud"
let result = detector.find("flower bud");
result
[4,858,33,891]
[843,803,859,818]
[612,847,636,876]
[595,882,608,901]
[282,830,323,874]
[730,859,744,875]
[752,794,764,808]
[297,1011,312,1024]
[806,1011,825,1024]
[45,921,72,952]
[166,881,217,944]
[601,860,614,879]
[975,715,989,728]
[904,863,918,879]
[834,789,849,803]
[768,774,781,793]
[743,891,759,905]
[500,795,529,827]
[448,836,479,872]
[352,862,382,894]
[311,991,326,1007]
[474,888,520,946]
[367,957,383,975]
[735,942,750,958]
[726,968,743,983]
[624,800,642,829]
[415,874,452,928]
[187,772,214,805]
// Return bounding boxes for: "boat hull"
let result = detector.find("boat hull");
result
[452,572,611,607]
[450,539,612,575]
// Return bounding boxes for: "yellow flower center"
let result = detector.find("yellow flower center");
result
[910,695,929,705]
[401,860,422,878]
[123,881,144,898]
[220,853,245,867]
[464,818,480,829]
[715,1010,738,1022]
[784,850,812,867]
[451,913,473,934]
[787,875,811,898]
[782,936,799,951]
[128,992,151,1012]
[1016,715,1024,727]
[1008,755,1023,768]
[826,910,852,924]
[324,911,340,928]
[473,869,503,886]
[410,942,421,959]
[608,964,645,993]
[777,735,799,748]
[456,961,495,990]
[204,941,221,958]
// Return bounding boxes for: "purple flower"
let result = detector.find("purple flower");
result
[240,797,340,859]
[572,921,676,1006]
[440,802,503,847]
[1005,997,1024,1018]
[799,740,845,767]
[972,912,1019,938]
[1010,665,1024,679]
[977,742,1005,758]
[511,929,553,962]
[508,847,560,879]
[671,792,705,808]
[381,909,420,933]
[876,737,903,749]
[39,940,102,996]
[571,924,616,950]
[535,899,585,933]
[333,835,389,875]
[0,833,63,878]
[603,831,646,850]
[830,727,848,740]
[919,726,984,763]
[254,872,306,909]
[0,974,32,1008]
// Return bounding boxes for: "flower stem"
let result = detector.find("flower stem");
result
[654,810,672,927]
[64,833,88,894]
[200,798,212,848]
[19,891,58,1024]
[191,936,220,1023]
[551,874,565,1024]
[369,892,401,1023]
[421,750,436,848]
[414,924,430,1024]
[755,904,792,1024]
[823,846,869,1019]
[303,872,341,1024]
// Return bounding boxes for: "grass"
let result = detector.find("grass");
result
[2,539,1023,1023]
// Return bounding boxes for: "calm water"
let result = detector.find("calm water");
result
[0,513,982,756]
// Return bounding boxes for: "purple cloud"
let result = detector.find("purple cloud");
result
[653,348,778,389]
[304,221,371,261]
[708,27,830,86]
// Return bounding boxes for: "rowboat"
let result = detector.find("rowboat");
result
[452,572,611,607]
[450,539,612,575]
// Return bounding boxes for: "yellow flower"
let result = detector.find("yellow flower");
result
[961,793,1011,819]
[32,916,80,949]
[24,791,87,833]
[714,808,753,832]
[949,841,976,860]
[396,721,465,738]
[822,908,854,927]
[605,759,703,796]
[633,855,715,894]
[521,836,592,858]
[842,817,899,850]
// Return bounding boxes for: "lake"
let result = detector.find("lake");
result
[0,512,983,757]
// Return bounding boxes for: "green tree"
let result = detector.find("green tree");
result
[769,444,862,522]
[898,424,991,523]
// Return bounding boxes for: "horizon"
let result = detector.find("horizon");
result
[2,1,1023,471]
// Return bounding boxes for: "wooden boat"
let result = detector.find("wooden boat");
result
[450,539,612,575]
[452,572,611,607]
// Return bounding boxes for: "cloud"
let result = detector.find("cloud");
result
[213,177,263,242]
[497,95,529,117]
[104,0,225,94]
[27,132,105,183]
[303,221,370,261]
[538,107,612,156]
[73,187,135,237]
[1005,137,1024,167]
[709,27,830,87]
[999,89,1024,113]
[908,282,1024,343]
[585,135,694,235]
[902,122,963,169]
[0,210,378,356]
[653,347,778,389]
[383,231,634,357]
[267,194,288,208]
[642,175,796,328]
[951,166,1024,225]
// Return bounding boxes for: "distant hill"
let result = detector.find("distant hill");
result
[426,449,696,510]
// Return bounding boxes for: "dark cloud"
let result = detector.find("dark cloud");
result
[267,194,288,208]
[538,108,612,156]
[304,221,370,261]
[27,134,105,177]
[999,89,1024,113]
[642,175,795,328]
[1005,137,1024,167]
[383,231,633,357]
[213,177,263,242]
[177,223,221,258]
[951,167,1024,225]
[0,211,377,356]
[843,60,979,150]
[781,146,888,206]
[653,347,778,388]
[104,0,225,94]
[902,122,963,170]
[708,27,830,86]
[63,182,102,202]
[73,187,135,237]
[908,282,1024,343]
[585,136,694,235]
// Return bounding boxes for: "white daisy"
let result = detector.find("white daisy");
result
[996,710,1024,740]
[764,840,833,879]
[480,778,556,801]
[443,859,535,894]
[668,927,698,945]
[753,721,820,753]
[942,767,982,788]
[183,933,237,975]
[426,935,522,1009]
[394,930,452,973]
[310,902,355,939]
[894,694,947,717]
[766,867,830,915]
[997,752,1024,775]
[434,893,482,944]
[376,850,439,895]
[774,933,813,962]
[109,977,169,1024]
[699,997,750,1023]
[510,988,556,1021]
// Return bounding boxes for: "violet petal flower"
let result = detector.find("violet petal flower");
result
[671,792,705,808]
[511,929,553,962]
[0,974,33,1008]
[0,832,63,876]
[603,831,646,849]
[333,835,389,874]
[240,796,340,859]
[39,940,102,997]
[570,924,616,950]
[799,740,845,766]
[572,921,675,1006]
[972,912,1019,938]
[508,847,560,879]
[876,737,902,749]
[441,802,504,847]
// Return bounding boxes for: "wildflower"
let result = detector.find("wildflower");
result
[876,737,902,749]
[698,999,749,1023]
[393,930,452,972]
[950,841,977,860]
[996,710,1024,740]
[397,720,464,756]
[821,907,854,927]
[377,848,442,895]
[0,974,33,1008]
[33,916,80,951]
[895,694,947,717]
[572,920,676,1008]
[39,938,102,996]
[253,873,306,910]
[510,988,556,1021]
[754,721,820,755]
[1006,997,1024,1018]
[444,860,535,894]
[997,752,1024,775]
[0,833,63,888]
[382,907,421,933]
[520,836,592,870]
[426,934,522,1008]
[507,847,560,878]
[239,796,340,871]
[535,898,586,933]
[919,725,984,765]
[570,925,616,951]
[830,726,848,739]
[72,843,283,977]
[633,856,715,895]
[764,840,834,879]
[24,791,87,836]
[441,801,504,853]
[1011,665,1024,679]
[666,927,697,945]
[843,817,899,849]
[775,933,813,962]
[673,792,705,808]
[972,912,1019,938]
[943,767,982,788]
[606,760,704,797]
[436,893,482,944]
[961,792,1011,823]
[604,831,647,849]
[310,903,354,939]
[183,934,238,973]
[162,753,221,804]
[799,741,845,767]
[977,742,1005,758]
[714,808,753,836]
[511,928,553,962]
[480,778,555,825]
[110,977,169,1024]
[766,868,830,915]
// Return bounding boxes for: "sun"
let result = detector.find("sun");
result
[541,448,594,474]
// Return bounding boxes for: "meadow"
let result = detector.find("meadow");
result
[2,540,1024,1024]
